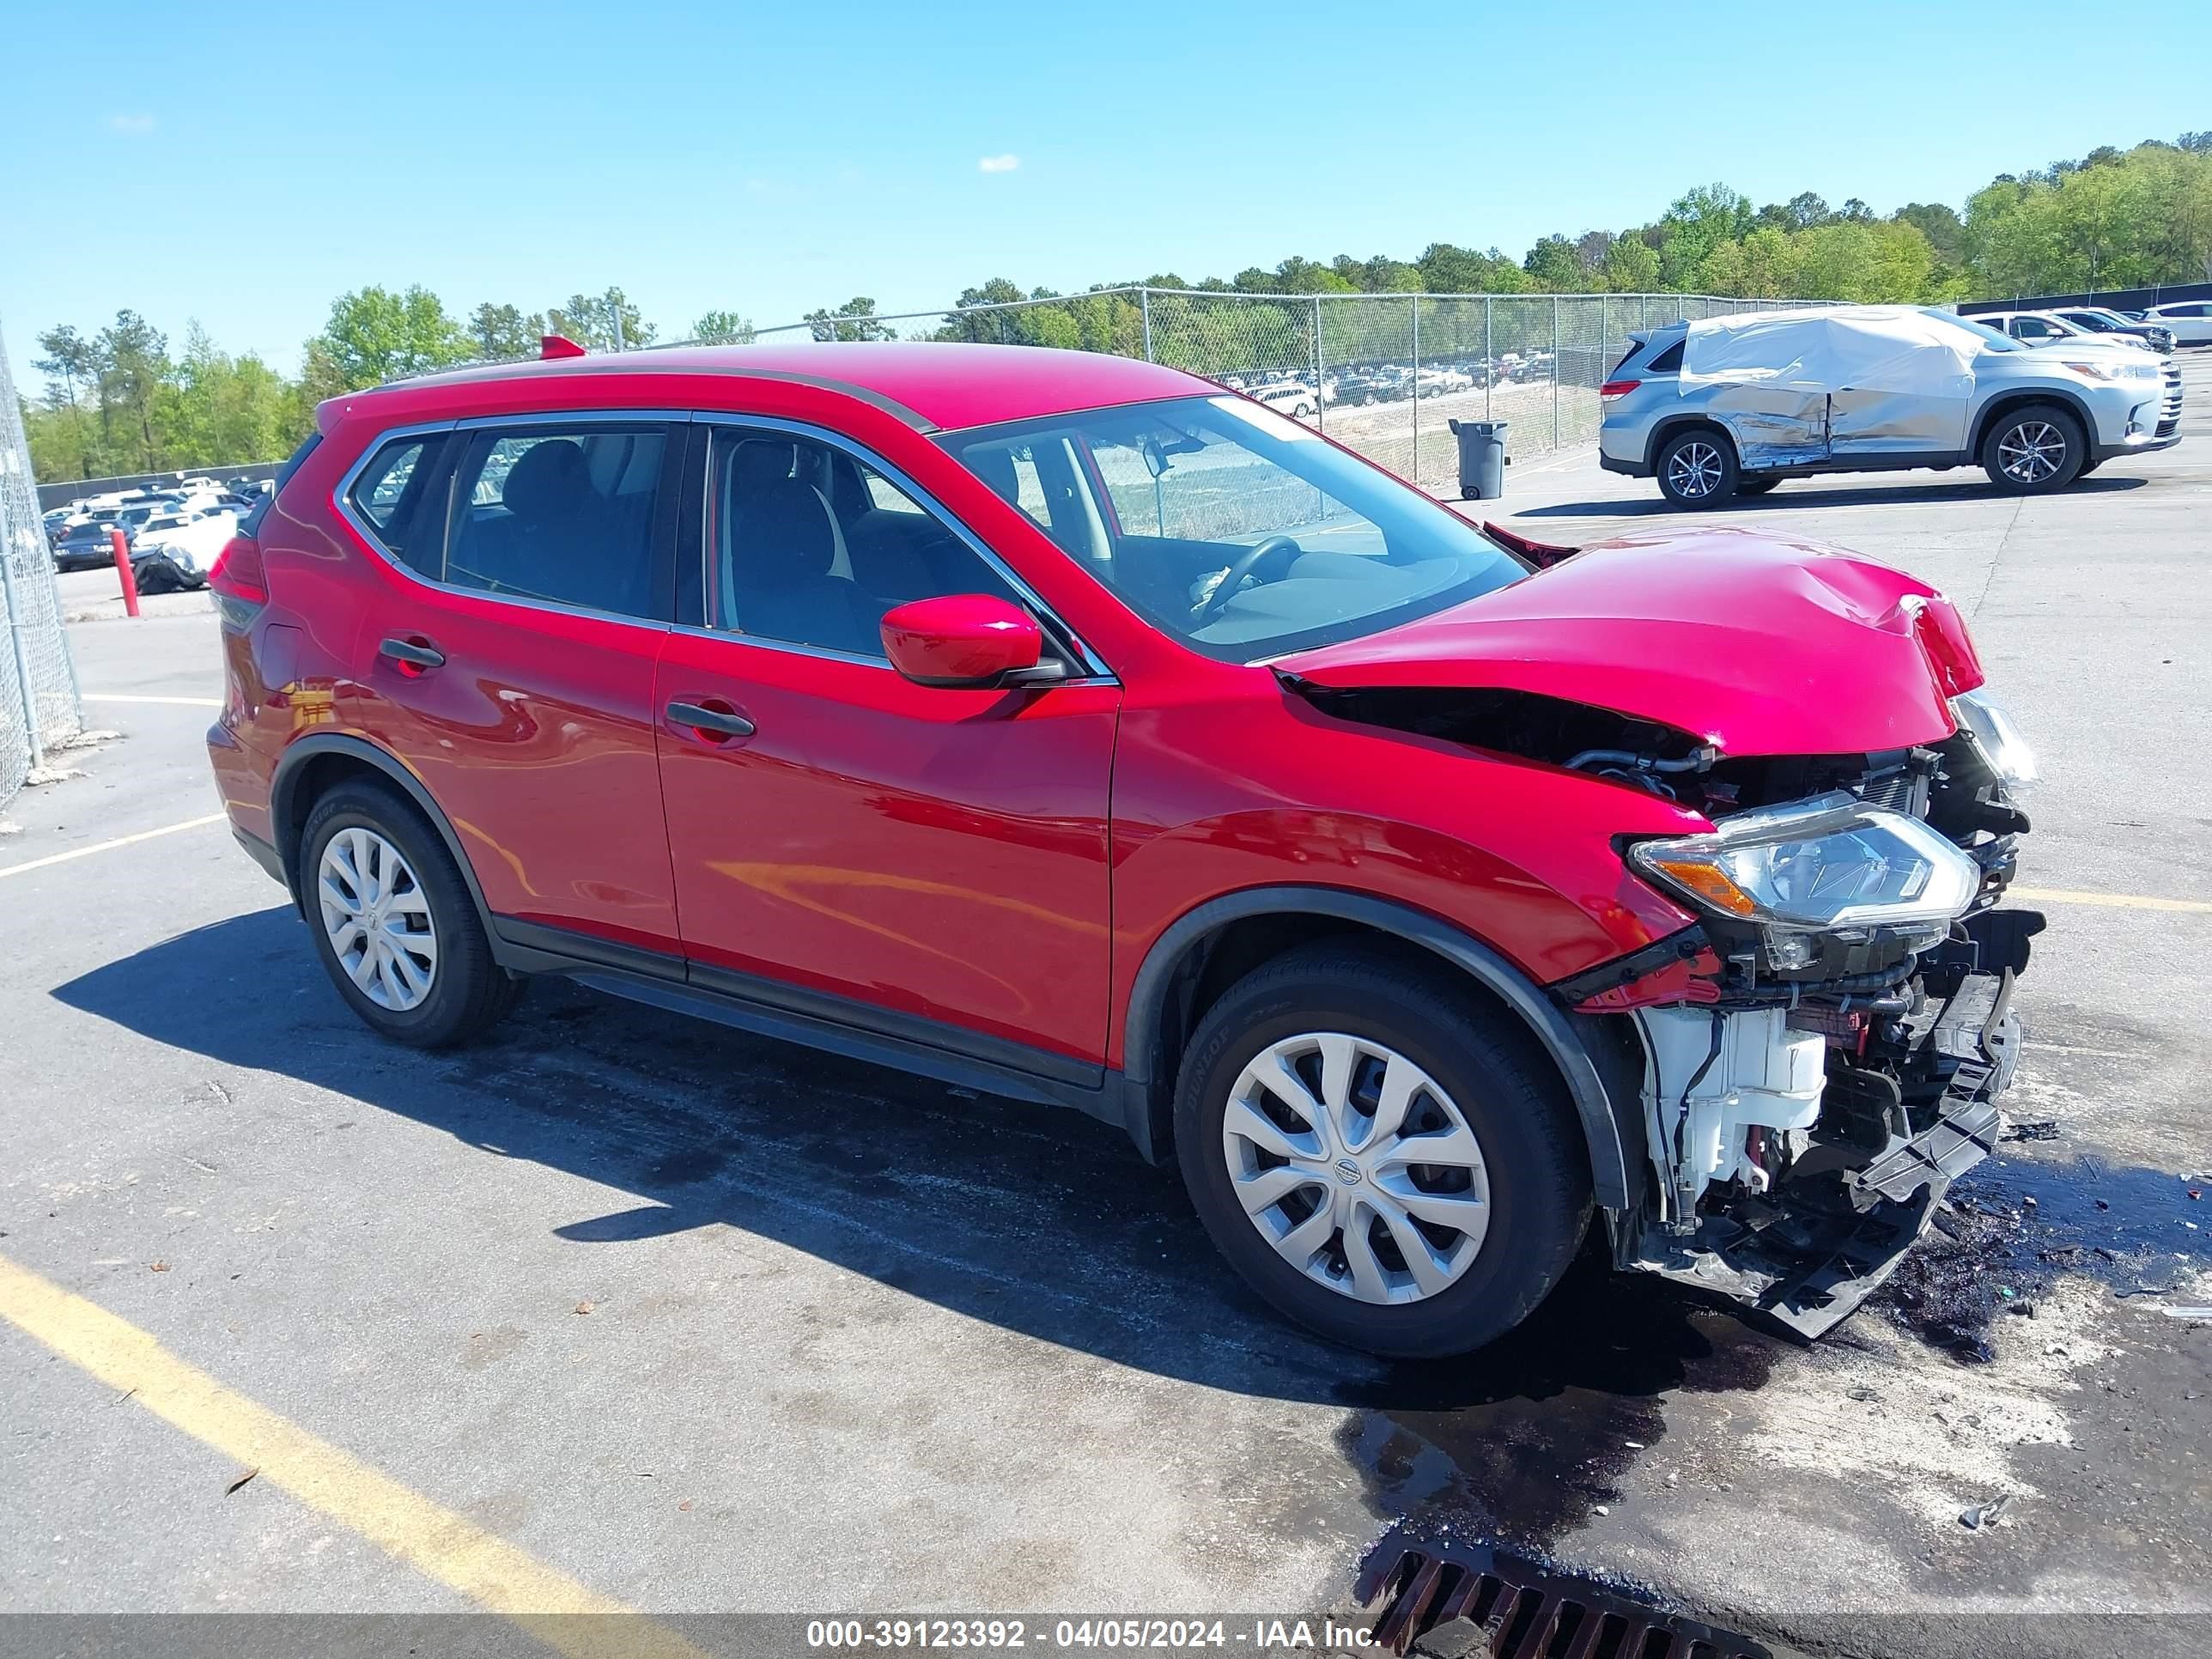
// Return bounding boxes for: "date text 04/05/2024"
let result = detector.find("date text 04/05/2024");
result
[804,1618,1379,1651]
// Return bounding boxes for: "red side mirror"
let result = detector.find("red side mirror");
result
[880,595,1042,688]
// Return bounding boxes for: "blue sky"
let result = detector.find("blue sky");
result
[5,0,2209,386]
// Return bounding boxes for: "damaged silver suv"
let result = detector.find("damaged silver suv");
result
[1601,305,2183,507]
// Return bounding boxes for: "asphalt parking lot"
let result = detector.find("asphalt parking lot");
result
[6,357,2210,1659]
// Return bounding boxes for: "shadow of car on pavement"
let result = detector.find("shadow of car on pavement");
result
[56,904,1791,1549]
[1518,472,2148,520]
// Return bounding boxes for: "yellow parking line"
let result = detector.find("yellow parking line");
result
[81,693,222,708]
[2011,885,2212,915]
[0,1254,708,1659]
[0,814,227,879]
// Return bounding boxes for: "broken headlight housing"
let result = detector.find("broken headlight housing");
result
[1951,687,2038,791]
[1628,792,1983,961]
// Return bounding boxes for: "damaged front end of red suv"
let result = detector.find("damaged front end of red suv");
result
[1280,526,2044,1338]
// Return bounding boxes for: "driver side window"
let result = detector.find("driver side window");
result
[709,428,1028,660]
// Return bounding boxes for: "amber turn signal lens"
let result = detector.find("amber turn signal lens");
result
[1644,857,1759,918]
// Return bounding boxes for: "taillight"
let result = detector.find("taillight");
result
[208,534,268,630]
[1599,379,1640,401]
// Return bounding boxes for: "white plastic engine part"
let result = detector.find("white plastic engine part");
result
[1636,1006,1828,1207]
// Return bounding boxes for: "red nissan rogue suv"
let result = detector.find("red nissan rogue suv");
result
[207,341,2043,1357]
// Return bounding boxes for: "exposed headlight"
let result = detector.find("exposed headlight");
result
[1952,687,2038,790]
[1628,793,1983,934]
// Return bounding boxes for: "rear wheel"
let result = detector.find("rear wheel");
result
[1174,945,1589,1358]
[1981,404,2085,493]
[300,780,524,1048]
[1655,428,1738,508]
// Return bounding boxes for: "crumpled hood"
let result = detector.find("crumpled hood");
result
[1276,526,1981,757]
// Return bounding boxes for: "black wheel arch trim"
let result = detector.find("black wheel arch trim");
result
[1971,389,2096,457]
[269,732,496,930]
[1121,886,1635,1210]
[1643,414,1736,474]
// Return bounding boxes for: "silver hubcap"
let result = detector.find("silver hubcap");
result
[1997,421,2065,483]
[317,828,438,1012]
[1667,441,1724,498]
[1221,1032,1492,1306]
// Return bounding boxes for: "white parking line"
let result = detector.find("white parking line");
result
[80,694,222,708]
[0,815,227,880]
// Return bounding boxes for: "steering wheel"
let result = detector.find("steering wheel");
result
[1190,535,1301,624]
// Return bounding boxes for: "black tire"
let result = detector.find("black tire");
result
[299,779,524,1048]
[1980,403,2085,494]
[2076,457,2102,477]
[1654,426,1739,508]
[1174,944,1590,1358]
[1736,476,1783,495]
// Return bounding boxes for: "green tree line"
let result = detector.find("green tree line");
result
[21,131,2210,483]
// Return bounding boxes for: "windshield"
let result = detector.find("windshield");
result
[937,394,1526,660]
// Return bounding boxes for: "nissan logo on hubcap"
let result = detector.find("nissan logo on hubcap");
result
[1334,1158,1361,1186]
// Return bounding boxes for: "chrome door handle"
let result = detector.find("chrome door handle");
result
[379,636,445,672]
[666,700,756,739]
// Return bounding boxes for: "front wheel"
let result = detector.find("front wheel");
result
[1174,945,1590,1358]
[1655,428,1738,508]
[1982,404,2085,493]
[1737,476,1783,496]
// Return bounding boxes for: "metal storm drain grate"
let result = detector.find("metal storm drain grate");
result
[1352,1528,1771,1659]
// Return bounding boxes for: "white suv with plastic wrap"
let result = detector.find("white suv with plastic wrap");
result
[131,507,238,588]
[1598,305,2181,507]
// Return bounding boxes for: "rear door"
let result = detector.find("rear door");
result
[337,413,686,957]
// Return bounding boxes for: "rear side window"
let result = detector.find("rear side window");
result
[444,424,673,619]
[345,434,452,576]
[1644,339,1685,374]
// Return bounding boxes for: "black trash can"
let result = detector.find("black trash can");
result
[1450,418,1510,501]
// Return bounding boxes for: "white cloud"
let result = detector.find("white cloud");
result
[105,113,155,135]
[976,154,1020,174]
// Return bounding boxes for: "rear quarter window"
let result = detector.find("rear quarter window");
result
[1644,338,1684,374]
[344,434,454,577]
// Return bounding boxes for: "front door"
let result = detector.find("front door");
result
[341,417,684,955]
[656,422,1118,1073]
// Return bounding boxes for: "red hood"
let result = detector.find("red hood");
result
[1276,526,1982,757]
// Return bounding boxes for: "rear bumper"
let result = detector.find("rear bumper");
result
[1598,450,1647,478]
[232,824,288,890]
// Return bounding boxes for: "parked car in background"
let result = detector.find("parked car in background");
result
[1326,368,1403,407]
[52,520,129,571]
[2050,307,2175,353]
[1249,380,1319,419]
[1601,305,2180,507]
[208,339,2041,1358]
[132,507,237,589]
[2139,301,2212,345]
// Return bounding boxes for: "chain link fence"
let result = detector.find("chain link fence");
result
[750,288,1812,489]
[0,315,84,806]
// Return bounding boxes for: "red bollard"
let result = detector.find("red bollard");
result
[110,527,141,617]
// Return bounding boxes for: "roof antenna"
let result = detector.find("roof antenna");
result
[540,335,587,360]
